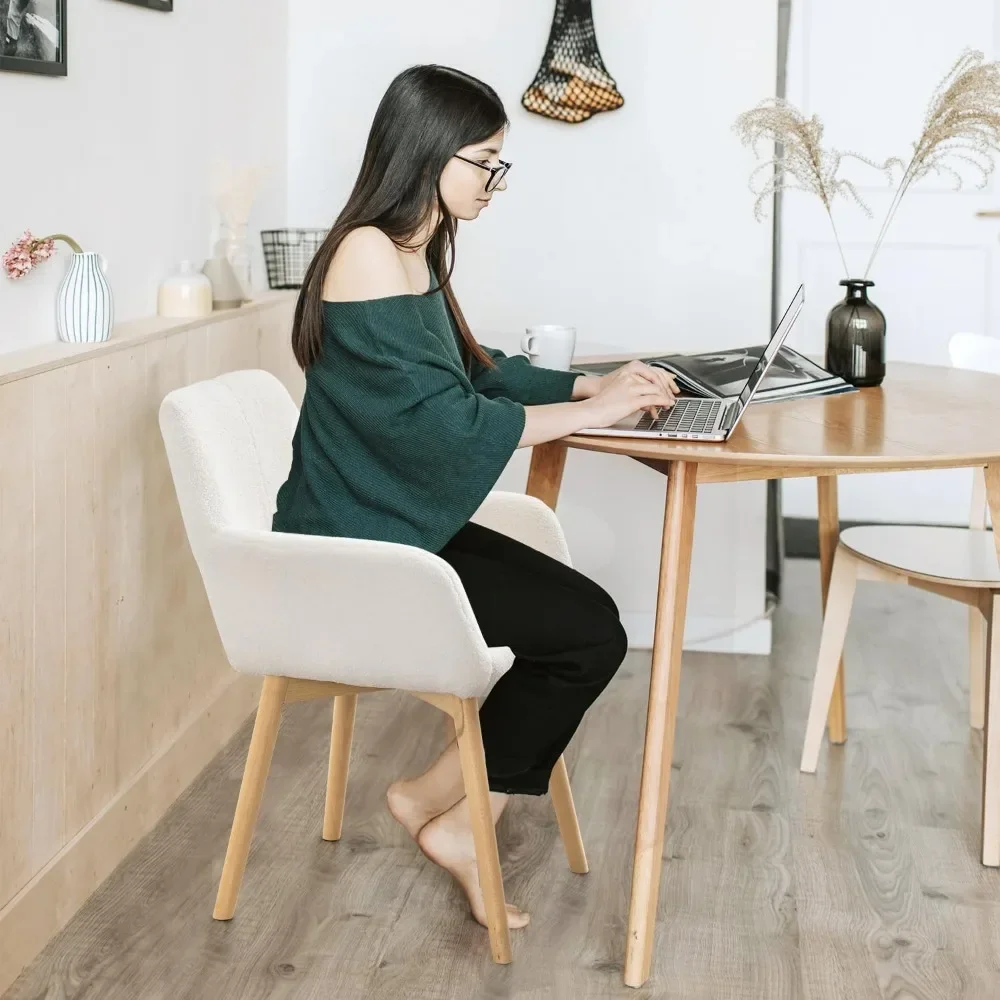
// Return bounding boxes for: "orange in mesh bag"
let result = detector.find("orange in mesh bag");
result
[522,0,624,124]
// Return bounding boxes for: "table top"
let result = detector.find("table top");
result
[563,358,1000,474]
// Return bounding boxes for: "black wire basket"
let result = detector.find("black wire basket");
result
[260,228,328,289]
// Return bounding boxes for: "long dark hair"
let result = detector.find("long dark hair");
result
[291,65,507,371]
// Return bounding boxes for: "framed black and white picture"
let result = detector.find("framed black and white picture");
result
[0,0,66,76]
[114,0,173,10]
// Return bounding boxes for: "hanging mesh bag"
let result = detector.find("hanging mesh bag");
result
[522,0,624,124]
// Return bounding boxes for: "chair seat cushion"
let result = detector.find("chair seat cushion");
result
[840,525,1000,587]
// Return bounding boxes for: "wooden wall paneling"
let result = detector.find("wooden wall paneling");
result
[29,367,71,875]
[206,316,257,378]
[184,323,210,389]
[62,360,100,841]
[92,351,130,815]
[259,300,302,404]
[116,348,150,786]
[144,334,195,752]
[0,297,296,993]
[0,377,35,905]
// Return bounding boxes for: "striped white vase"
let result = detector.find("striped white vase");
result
[56,252,114,344]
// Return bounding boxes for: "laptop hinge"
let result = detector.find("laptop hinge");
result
[720,400,740,430]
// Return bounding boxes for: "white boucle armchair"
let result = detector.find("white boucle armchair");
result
[158,369,587,965]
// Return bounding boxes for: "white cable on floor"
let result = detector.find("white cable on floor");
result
[683,592,779,647]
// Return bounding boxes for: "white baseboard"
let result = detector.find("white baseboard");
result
[620,611,773,655]
[0,673,261,995]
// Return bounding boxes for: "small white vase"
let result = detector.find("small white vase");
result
[158,261,213,318]
[56,252,114,344]
[214,224,252,301]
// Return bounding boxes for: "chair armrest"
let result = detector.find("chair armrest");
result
[198,528,498,697]
[470,491,572,565]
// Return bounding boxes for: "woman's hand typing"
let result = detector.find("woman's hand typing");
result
[518,363,677,448]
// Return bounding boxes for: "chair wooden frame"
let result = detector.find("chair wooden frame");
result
[211,677,588,965]
[799,467,1000,867]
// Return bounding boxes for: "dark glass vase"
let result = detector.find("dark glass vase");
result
[825,279,886,387]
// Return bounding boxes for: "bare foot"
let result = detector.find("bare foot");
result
[386,781,441,841]
[417,807,530,930]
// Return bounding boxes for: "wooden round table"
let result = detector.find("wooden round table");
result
[524,360,1000,989]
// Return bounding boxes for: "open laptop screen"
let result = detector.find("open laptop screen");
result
[735,285,806,411]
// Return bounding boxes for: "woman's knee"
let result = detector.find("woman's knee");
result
[606,614,629,669]
[585,576,620,620]
[585,608,629,683]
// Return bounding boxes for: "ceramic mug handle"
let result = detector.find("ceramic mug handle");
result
[520,331,538,357]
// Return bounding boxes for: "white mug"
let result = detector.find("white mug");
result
[521,324,577,370]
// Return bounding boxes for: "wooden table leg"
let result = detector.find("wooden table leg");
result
[624,460,698,988]
[817,476,847,744]
[970,468,988,731]
[980,465,1000,865]
[525,440,568,510]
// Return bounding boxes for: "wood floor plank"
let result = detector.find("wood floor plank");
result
[6,561,1000,999]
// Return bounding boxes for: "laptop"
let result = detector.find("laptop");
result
[576,284,805,441]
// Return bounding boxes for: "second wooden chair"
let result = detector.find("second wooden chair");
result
[799,333,1000,866]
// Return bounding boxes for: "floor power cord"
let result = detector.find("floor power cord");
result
[682,591,779,647]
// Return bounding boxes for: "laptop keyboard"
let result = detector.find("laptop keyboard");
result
[635,398,722,435]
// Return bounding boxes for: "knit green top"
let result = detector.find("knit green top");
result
[271,279,579,552]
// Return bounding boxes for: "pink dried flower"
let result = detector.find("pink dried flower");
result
[3,230,82,280]
[32,237,56,263]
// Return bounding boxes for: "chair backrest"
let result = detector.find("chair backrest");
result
[948,334,1000,528]
[158,367,497,693]
[158,369,298,556]
[948,332,1000,375]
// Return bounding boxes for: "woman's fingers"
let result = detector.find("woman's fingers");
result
[633,382,676,417]
[623,363,678,399]
[632,379,675,401]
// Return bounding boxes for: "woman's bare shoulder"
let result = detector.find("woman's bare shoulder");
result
[322,227,412,302]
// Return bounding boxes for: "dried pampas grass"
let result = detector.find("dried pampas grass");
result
[733,48,1000,278]
[733,99,898,274]
[211,157,269,232]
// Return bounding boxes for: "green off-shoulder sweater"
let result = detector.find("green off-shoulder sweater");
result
[271,280,579,552]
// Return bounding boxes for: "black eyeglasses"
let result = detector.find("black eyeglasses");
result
[453,154,512,193]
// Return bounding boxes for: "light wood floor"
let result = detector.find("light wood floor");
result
[6,559,1000,1000]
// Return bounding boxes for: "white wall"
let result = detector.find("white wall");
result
[0,0,288,355]
[779,0,1000,525]
[288,0,779,651]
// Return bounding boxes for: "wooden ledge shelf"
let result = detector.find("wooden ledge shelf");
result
[0,290,298,386]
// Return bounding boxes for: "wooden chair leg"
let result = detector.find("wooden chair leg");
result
[970,606,987,731]
[549,755,588,874]
[801,547,858,773]
[983,594,1000,866]
[323,694,358,841]
[456,697,511,965]
[213,676,288,920]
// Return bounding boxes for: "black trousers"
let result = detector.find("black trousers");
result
[435,520,628,795]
